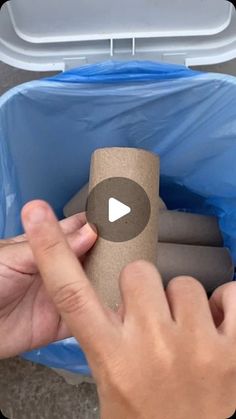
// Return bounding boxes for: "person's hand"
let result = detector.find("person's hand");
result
[0,212,97,359]
[22,201,236,419]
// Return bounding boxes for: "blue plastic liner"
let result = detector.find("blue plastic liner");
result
[1,60,236,374]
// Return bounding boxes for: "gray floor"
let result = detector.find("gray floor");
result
[0,358,99,419]
[0,63,56,95]
[1,58,236,419]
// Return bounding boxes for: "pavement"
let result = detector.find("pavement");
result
[0,358,99,419]
[0,59,236,418]
[0,63,56,95]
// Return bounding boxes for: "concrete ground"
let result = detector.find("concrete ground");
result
[0,58,236,418]
[0,358,99,419]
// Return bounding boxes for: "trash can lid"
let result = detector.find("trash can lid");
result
[0,0,235,71]
[6,0,233,42]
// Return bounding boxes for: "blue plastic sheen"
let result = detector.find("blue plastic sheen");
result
[47,61,199,83]
[0,60,236,374]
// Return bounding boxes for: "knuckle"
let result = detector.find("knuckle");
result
[53,282,89,315]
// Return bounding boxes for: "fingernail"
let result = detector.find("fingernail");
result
[24,205,47,226]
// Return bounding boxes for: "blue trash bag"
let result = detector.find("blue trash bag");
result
[1,60,236,374]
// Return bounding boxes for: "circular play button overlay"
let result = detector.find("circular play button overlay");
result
[86,177,151,243]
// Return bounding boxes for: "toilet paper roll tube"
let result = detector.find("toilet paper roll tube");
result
[84,240,234,309]
[85,242,234,309]
[64,186,223,247]
[84,147,160,310]
[87,242,234,309]
[159,211,223,247]
[158,243,234,292]
[63,183,166,217]
[64,184,90,216]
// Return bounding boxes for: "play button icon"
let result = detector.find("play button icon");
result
[109,198,131,223]
[86,177,151,243]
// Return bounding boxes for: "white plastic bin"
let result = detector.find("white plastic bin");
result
[1,0,236,376]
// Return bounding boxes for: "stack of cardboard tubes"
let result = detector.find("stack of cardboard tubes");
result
[64,148,234,309]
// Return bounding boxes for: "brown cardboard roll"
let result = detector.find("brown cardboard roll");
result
[159,211,223,247]
[64,188,222,247]
[64,183,166,217]
[84,147,160,309]
[158,243,234,292]
[159,198,167,210]
[64,184,89,217]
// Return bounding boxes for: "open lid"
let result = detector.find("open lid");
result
[0,0,236,71]
[7,0,233,42]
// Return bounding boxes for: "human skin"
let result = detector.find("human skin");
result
[0,213,97,358]
[20,200,236,419]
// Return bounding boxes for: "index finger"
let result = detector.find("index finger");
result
[21,200,117,358]
[8,212,87,244]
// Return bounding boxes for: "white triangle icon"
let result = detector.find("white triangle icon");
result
[108,198,131,223]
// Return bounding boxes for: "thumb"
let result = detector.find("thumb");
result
[21,200,118,360]
[0,218,97,275]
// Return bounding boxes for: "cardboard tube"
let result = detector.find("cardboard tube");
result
[158,243,234,292]
[64,189,222,247]
[159,211,223,247]
[84,147,160,309]
[64,184,89,217]
[64,184,166,217]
